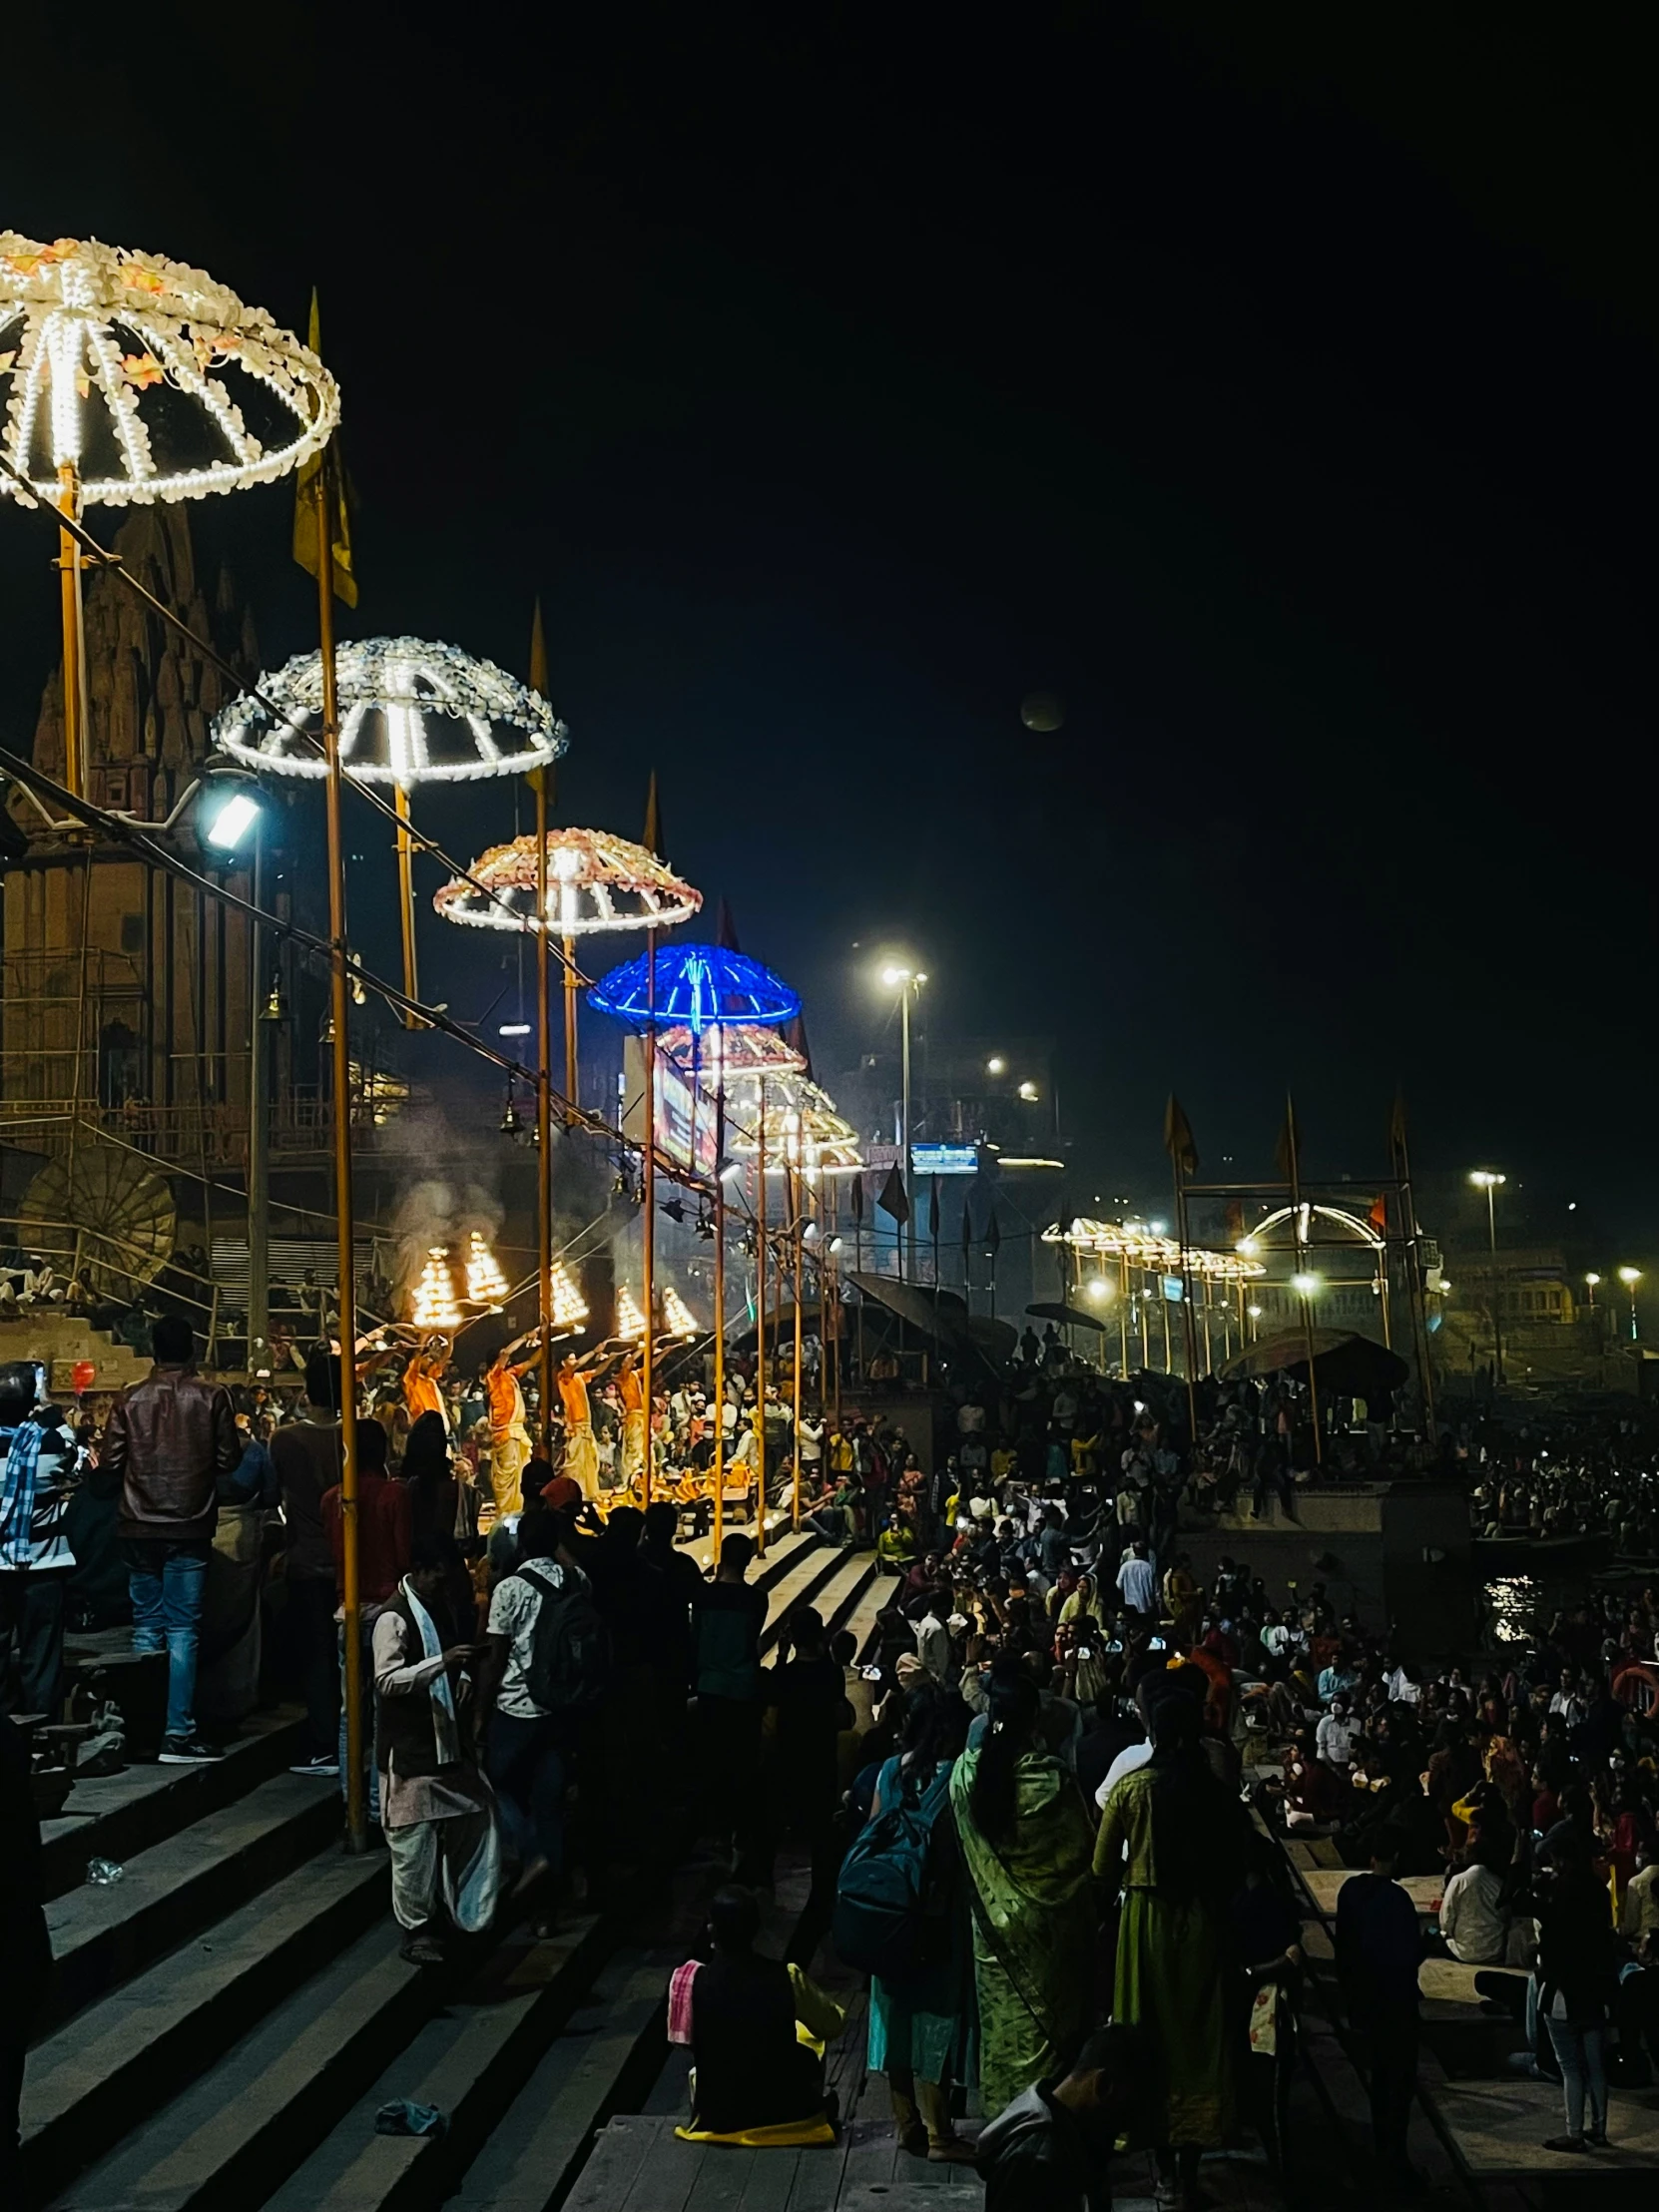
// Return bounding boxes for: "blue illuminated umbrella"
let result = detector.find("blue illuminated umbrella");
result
[588,942,801,1037]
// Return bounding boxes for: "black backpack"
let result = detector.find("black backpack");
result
[516,1560,611,1712]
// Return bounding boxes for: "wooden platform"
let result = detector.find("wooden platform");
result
[1420,2076,1659,2175]
[565,2113,984,2212]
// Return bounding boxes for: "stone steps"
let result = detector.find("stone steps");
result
[29,1525,870,2212]
[23,1850,387,2201]
[41,1767,346,2034]
[40,1710,308,1900]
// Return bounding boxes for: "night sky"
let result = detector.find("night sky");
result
[4,7,1654,1260]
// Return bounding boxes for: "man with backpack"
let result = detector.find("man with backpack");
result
[476,1505,608,1908]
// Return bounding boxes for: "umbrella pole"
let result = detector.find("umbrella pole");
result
[535,776,553,1452]
[642,932,656,1509]
[1173,1155,1200,1432]
[393,784,421,1026]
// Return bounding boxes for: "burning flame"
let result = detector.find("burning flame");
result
[411,1246,462,1329]
[662,1285,698,1336]
[615,1285,647,1340]
[464,1230,509,1306]
[552,1262,589,1330]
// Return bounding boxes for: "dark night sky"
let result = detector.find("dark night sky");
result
[3,5,1655,1261]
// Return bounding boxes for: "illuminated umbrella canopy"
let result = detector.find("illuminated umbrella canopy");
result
[0,233,338,506]
[658,1022,806,1079]
[589,942,800,1037]
[213,638,568,786]
[432,827,700,934]
[729,1075,863,1171]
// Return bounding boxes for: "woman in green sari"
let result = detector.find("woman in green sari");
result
[949,1671,1097,2117]
[1095,1691,1251,2209]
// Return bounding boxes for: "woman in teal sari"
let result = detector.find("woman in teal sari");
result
[1095,1690,1251,2209]
[948,1671,1096,2117]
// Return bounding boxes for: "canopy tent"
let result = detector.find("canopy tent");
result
[1219,1328,1408,1395]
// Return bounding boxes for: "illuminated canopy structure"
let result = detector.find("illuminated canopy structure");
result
[432,827,700,934]
[589,942,801,1037]
[729,1074,864,1174]
[659,1022,805,1080]
[214,638,567,787]
[0,233,337,505]
[1043,1218,1266,1283]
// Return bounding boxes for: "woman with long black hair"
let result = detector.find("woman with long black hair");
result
[948,1670,1096,2117]
[1095,1689,1251,2209]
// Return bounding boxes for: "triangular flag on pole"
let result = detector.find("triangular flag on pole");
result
[642,772,664,859]
[291,291,357,608]
[1387,1090,1408,1163]
[528,598,549,698]
[715,896,742,952]
[876,1163,910,1226]
[924,1178,939,1243]
[849,1172,865,1226]
[785,1013,813,1078]
[1163,1094,1199,1179]
[1275,1096,1301,1186]
[960,1195,974,1255]
[986,1208,1001,1257]
[526,600,551,797]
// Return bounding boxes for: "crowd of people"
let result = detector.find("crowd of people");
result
[13,1311,1659,2203]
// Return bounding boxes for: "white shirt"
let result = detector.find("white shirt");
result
[1316,1712,1359,1769]
[915,1611,951,1683]
[487,1557,581,1720]
[1117,1555,1158,1613]
[1439,1864,1509,1964]
[1094,1739,1153,1809]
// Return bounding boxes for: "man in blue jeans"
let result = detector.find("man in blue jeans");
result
[103,1315,240,1763]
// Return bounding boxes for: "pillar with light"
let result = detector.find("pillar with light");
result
[1619,1267,1642,1343]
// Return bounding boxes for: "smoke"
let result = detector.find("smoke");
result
[392,1176,504,1310]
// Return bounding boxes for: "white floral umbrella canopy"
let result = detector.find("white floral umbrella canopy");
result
[0,233,337,505]
[213,638,570,788]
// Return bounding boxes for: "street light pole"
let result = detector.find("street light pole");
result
[1470,1170,1506,1386]
[899,983,911,1284]
[1619,1267,1642,1343]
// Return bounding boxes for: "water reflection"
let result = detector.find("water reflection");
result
[1485,1575,1539,1644]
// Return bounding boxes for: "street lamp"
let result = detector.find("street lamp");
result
[878,962,926,1280]
[1618,1266,1642,1342]
[1469,1170,1507,1383]
[1584,1272,1600,1308]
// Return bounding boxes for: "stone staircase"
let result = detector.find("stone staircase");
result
[24,1527,887,2212]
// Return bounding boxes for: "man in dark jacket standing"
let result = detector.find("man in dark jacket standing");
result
[102,1315,239,1762]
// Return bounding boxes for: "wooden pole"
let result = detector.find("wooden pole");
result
[792,1167,805,1533]
[712,1066,726,1558]
[56,464,84,801]
[642,936,656,1508]
[562,931,578,1116]
[534,774,553,1450]
[392,783,421,1026]
[754,1079,767,1554]
[313,458,365,1853]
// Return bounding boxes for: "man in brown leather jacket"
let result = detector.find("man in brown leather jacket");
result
[102,1315,240,1762]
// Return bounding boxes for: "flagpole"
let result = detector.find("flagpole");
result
[313,456,365,1855]
[1286,1095,1323,1465]
[1391,1098,1437,1449]
[1173,1153,1200,1439]
[534,770,553,1451]
[562,930,578,1115]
